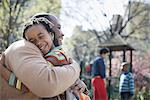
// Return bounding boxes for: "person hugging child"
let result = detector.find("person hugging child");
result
[8,16,90,100]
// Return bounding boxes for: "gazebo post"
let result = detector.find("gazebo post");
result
[130,50,133,72]
[108,50,112,100]
[123,49,126,62]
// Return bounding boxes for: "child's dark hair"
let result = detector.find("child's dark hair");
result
[99,48,109,54]
[23,17,54,39]
[31,13,53,22]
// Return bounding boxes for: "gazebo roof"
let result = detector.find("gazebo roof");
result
[99,34,135,51]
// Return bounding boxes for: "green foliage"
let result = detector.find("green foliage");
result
[0,0,61,52]
[23,0,61,20]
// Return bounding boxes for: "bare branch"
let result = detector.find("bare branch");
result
[14,1,25,24]
[119,2,150,35]
[13,0,19,12]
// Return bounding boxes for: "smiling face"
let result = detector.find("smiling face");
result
[25,24,53,55]
[31,14,64,46]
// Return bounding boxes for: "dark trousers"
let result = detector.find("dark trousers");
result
[121,92,132,100]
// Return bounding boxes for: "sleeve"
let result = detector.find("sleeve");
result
[128,73,134,95]
[92,59,100,77]
[4,40,80,97]
[98,59,106,79]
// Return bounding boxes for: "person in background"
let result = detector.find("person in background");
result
[119,62,134,100]
[91,48,109,100]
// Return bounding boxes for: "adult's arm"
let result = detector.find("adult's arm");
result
[1,65,11,82]
[0,53,13,83]
[4,40,80,98]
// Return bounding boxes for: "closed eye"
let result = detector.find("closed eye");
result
[38,35,45,39]
[38,32,45,39]
[29,39,36,44]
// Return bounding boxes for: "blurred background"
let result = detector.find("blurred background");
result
[0,0,150,99]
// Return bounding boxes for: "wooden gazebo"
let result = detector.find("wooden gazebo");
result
[99,34,135,99]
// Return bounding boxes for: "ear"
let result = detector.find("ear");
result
[51,33,54,41]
